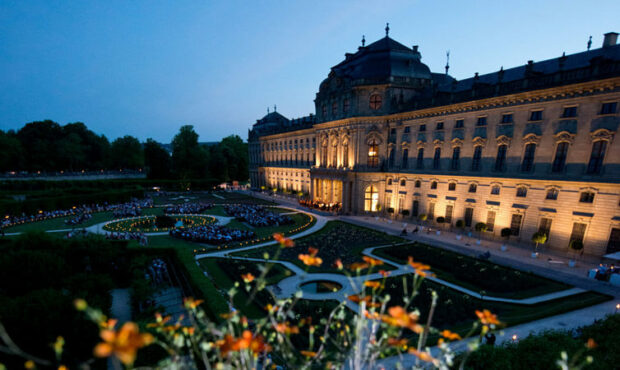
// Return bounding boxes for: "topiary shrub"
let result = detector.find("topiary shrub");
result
[155,215,175,229]
[401,209,410,216]
[475,222,488,234]
[436,216,445,224]
[417,213,427,222]
[569,239,583,251]
[455,219,465,229]
[501,227,511,239]
[387,207,394,214]
[531,231,548,253]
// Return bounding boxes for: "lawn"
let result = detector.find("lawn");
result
[5,207,164,233]
[366,274,611,339]
[232,220,404,274]
[373,243,571,299]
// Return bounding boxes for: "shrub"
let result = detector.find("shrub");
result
[155,215,176,229]
[436,216,445,224]
[532,232,548,252]
[569,239,583,251]
[387,207,394,214]
[401,209,410,216]
[455,219,465,229]
[475,222,488,233]
[501,228,511,239]
[417,213,427,222]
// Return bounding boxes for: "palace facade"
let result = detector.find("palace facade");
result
[248,30,620,257]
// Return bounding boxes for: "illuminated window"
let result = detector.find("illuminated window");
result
[491,185,500,195]
[364,185,379,212]
[445,205,453,224]
[369,94,382,110]
[486,211,496,232]
[367,139,379,167]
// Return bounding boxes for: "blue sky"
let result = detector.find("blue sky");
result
[0,0,618,142]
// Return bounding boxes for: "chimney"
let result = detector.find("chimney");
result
[603,32,618,47]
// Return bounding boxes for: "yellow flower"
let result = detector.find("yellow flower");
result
[475,309,500,326]
[24,361,35,369]
[94,322,154,365]
[74,299,87,311]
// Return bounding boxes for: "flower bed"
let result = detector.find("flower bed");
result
[103,215,215,233]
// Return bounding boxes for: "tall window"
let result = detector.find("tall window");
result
[367,139,379,167]
[486,211,496,232]
[454,119,464,128]
[464,207,474,227]
[476,117,487,126]
[343,143,348,168]
[343,99,350,115]
[468,183,477,193]
[451,147,460,170]
[510,214,523,236]
[321,142,328,167]
[433,147,441,169]
[501,113,513,123]
[530,110,543,121]
[521,143,536,172]
[494,145,507,172]
[369,94,382,110]
[428,202,435,220]
[607,228,620,254]
[402,148,409,168]
[445,205,453,224]
[332,101,338,116]
[416,148,424,169]
[516,186,528,197]
[332,145,337,167]
[412,200,419,217]
[569,222,587,245]
[587,141,607,174]
[538,217,552,237]
[364,186,379,212]
[471,146,482,171]
[448,182,456,191]
[415,180,421,188]
[430,181,438,190]
[552,142,569,173]
[388,148,395,167]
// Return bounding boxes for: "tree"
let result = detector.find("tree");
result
[144,139,172,179]
[16,120,64,171]
[0,130,24,172]
[110,136,144,169]
[501,228,512,240]
[417,214,428,224]
[56,132,85,171]
[531,232,548,253]
[455,220,465,229]
[475,222,488,238]
[220,135,248,181]
[172,125,208,179]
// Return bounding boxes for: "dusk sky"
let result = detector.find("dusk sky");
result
[1,0,618,143]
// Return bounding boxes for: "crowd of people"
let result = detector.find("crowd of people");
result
[298,199,341,213]
[145,258,169,285]
[64,213,93,226]
[104,231,149,246]
[169,224,255,244]
[224,204,292,227]
[1,198,154,229]
[164,202,213,215]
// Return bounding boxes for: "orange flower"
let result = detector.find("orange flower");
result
[363,256,384,266]
[439,329,462,341]
[349,262,370,270]
[334,259,343,269]
[265,304,279,312]
[475,309,500,326]
[408,348,438,364]
[217,330,271,356]
[364,280,382,289]
[183,297,204,309]
[274,322,300,335]
[273,233,294,247]
[379,270,390,277]
[347,294,380,308]
[299,253,323,266]
[407,257,433,277]
[241,273,255,283]
[586,338,597,349]
[380,306,423,333]
[308,247,319,256]
[100,318,118,330]
[300,350,317,357]
[387,338,408,347]
[94,322,154,365]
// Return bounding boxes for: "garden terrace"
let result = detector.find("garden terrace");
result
[170,224,256,245]
[373,242,571,299]
[103,215,216,232]
[364,275,611,339]
[232,221,404,273]
[163,202,213,214]
[224,204,293,227]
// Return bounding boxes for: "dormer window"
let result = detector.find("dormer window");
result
[419,124,426,132]
[600,102,617,115]
[476,117,487,126]
[454,119,464,128]
[369,94,382,110]
[404,126,411,133]
[501,113,513,124]
[436,122,444,130]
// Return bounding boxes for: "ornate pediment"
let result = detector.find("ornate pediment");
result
[433,139,444,148]
[366,132,383,145]
[554,130,575,144]
[451,138,463,148]
[496,135,512,146]
[416,140,426,149]
[523,133,541,145]
[590,128,614,142]
[472,136,487,147]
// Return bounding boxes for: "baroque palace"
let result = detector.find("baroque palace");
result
[248,28,620,257]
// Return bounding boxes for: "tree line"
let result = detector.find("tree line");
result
[0,120,248,182]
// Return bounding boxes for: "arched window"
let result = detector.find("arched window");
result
[332,144,337,167]
[387,178,393,185]
[400,179,406,186]
[321,141,328,167]
[491,185,501,195]
[521,143,536,172]
[369,94,382,110]
[516,186,528,197]
[587,140,607,174]
[448,182,456,191]
[367,139,379,167]
[430,181,438,190]
[388,147,395,167]
[451,147,460,170]
[416,148,424,169]
[415,180,421,188]
[552,142,569,173]
[494,144,507,172]
[364,186,379,212]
